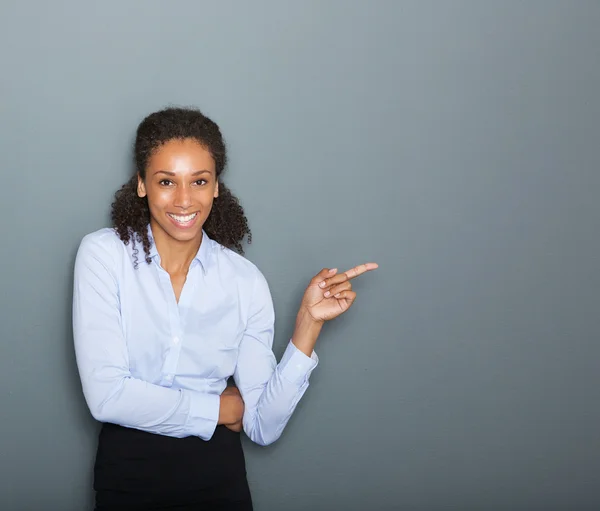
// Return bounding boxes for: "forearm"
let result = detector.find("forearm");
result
[233,269,321,445]
[238,340,318,446]
[291,309,323,357]
[80,371,219,440]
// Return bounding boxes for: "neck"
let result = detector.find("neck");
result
[150,219,202,274]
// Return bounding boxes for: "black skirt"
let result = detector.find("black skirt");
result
[93,423,253,510]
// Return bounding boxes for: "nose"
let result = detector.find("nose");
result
[173,184,192,209]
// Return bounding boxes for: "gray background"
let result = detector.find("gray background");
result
[0,1,598,510]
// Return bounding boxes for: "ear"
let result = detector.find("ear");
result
[137,174,147,198]
[214,181,219,199]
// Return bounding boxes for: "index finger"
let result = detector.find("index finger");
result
[343,262,379,280]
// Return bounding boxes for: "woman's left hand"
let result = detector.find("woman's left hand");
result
[300,263,379,323]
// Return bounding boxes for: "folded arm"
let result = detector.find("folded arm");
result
[73,234,222,440]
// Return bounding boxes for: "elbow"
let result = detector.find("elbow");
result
[247,432,279,447]
[252,436,279,447]
[244,421,283,447]
[87,398,113,423]
[90,409,106,423]
[82,378,127,424]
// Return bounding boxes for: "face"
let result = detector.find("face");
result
[137,138,219,245]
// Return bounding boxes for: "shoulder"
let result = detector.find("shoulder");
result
[78,227,122,254]
[75,227,125,271]
[210,242,274,315]
[210,240,269,290]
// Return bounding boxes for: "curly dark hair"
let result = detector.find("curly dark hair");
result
[111,107,251,266]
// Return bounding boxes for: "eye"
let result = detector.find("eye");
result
[159,179,173,186]
[194,179,208,186]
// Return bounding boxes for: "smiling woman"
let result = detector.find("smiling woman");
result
[72,107,377,511]
[111,108,251,267]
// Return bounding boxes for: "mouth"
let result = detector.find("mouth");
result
[167,212,199,228]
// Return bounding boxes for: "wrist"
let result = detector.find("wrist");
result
[292,308,323,357]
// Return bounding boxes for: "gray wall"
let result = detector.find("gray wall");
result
[1,1,599,510]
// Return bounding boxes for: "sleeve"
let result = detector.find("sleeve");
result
[233,268,318,446]
[72,234,220,440]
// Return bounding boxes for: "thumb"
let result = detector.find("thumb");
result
[313,267,337,285]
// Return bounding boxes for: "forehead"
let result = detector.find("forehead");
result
[148,138,215,173]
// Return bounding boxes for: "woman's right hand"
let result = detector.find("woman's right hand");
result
[219,386,244,432]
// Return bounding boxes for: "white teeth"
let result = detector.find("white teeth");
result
[169,213,197,223]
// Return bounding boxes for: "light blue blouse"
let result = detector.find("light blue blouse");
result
[73,226,318,446]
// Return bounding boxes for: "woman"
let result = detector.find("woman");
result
[73,107,377,510]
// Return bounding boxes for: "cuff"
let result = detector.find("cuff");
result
[278,339,319,386]
[185,390,220,441]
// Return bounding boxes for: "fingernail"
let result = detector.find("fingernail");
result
[319,281,326,288]
[324,291,331,297]
[329,268,337,274]
[334,293,341,298]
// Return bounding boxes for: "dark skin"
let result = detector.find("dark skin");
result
[137,138,219,302]
[138,138,378,432]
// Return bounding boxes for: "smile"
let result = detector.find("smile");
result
[167,212,198,226]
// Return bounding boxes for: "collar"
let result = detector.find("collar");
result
[146,223,213,275]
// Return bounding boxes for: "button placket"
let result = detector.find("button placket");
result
[154,260,184,386]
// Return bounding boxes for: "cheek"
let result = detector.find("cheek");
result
[200,187,217,205]
[201,196,215,213]
[146,188,171,207]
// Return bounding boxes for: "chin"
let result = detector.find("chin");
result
[153,215,205,243]
[167,226,203,242]
[169,233,199,243]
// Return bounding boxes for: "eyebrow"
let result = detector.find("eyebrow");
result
[155,170,212,176]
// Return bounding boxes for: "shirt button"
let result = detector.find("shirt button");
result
[173,336,180,344]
